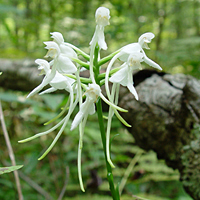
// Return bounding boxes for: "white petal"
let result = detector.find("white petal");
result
[109,64,129,86]
[50,80,67,90]
[95,7,110,27]
[127,72,138,100]
[44,41,60,58]
[70,111,84,131]
[39,87,57,95]
[138,32,155,49]
[88,103,95,115]
[55,54,77,74]
[119,43,141,62]
[138,32,155,43]
[27,69,56,98]
[89,29,96,46]
[71,96,96,131]
[89,26,107,50]
[59,44,77,58]
[127,82,138,100]
[143,55,162,70]
[50,32,64,44]
[44,41,60,51]
[71,100,89,130]
[35,59,49,66]
[86,83,101,102]
[121,43,141,54]
[35,59,50,73]
[97,27,107,50]
[128,52,143,70]
[50,72,75,91]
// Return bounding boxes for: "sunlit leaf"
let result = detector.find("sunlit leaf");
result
[0,165,23,175]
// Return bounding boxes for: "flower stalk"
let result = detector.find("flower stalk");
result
[96,99,120,200]
[91,36,120,199]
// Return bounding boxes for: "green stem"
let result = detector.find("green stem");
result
[71,58,90,70]
[98,49,121,67]
[96,100,119,200]
[93,45,100,82]
[64,42,90,61]
[65,74,92,84]
[99,67,121,86]
[93,45,120,200]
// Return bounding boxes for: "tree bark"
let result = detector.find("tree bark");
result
[119,70,200,200]
[0,59,42,91]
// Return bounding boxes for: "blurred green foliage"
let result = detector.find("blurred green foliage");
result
[0,0,199,199]
[0,89,193,199]
[0,0,200,76]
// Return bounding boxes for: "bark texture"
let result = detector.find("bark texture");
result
[119,70,200,200]
[0,59,41,91]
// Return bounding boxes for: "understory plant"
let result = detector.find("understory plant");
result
[19,7,162,200]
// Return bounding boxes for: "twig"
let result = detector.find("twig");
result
[186,103,199,123]
[132,195,150,200]
[48,154,60,195]
[18,171,54,200]
[119,150,143,195]
[57,166,69,200]
[0,100,24,200]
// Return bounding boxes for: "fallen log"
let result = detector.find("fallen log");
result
[119,70,200,200]
[0,59,41,91]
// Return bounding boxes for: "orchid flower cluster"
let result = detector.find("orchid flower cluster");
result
[19,7,162,193]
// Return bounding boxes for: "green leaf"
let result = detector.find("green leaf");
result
[0,165,23,175]
[41,94,64,110]
[0,91,39,106]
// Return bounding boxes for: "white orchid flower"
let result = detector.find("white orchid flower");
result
[70,83,128,188]
[70,82,126,131]
[19,93,79,161]
[20,74,79,161]
[44,41,77,74]
[71,83,101,131]
[70,83,101,192]
[39,71,75,95]
[27,59,56,98]
[105,83,120,168]
[89,7,110,84]
[44,41,60,58]
[109,52,144,100]
[36,78,77,161]
[90,7,110,50]
[50,32,64,44]
[50,32,78,59]
[117,33,162,70]
[138,32,155,49]
[105,32,162,101]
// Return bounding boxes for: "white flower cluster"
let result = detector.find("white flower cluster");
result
[19,6,162,192]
